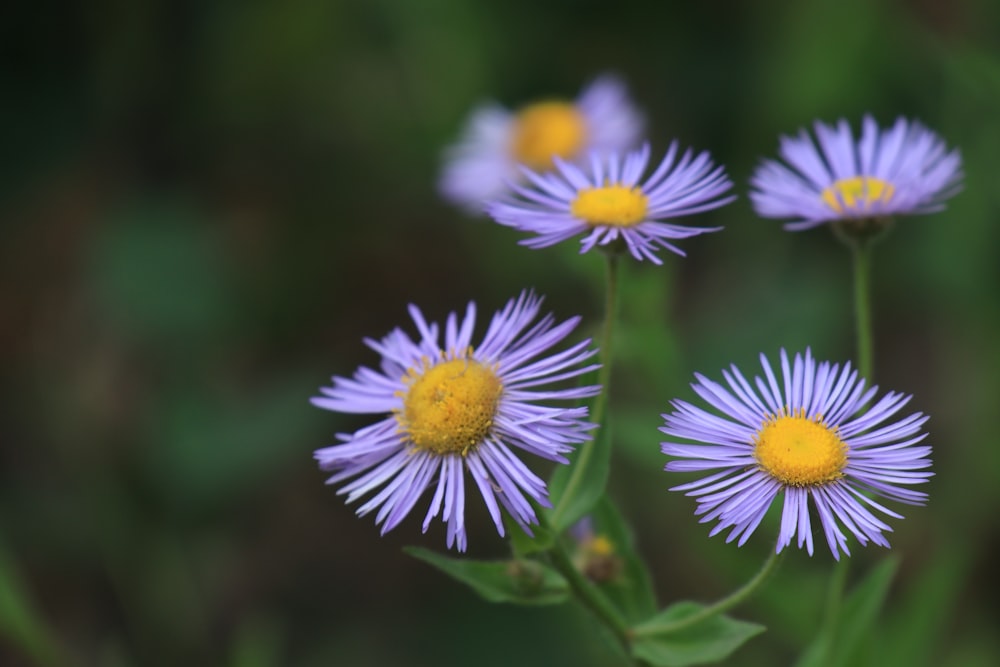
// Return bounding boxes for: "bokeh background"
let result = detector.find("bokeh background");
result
[3,0,1000,665]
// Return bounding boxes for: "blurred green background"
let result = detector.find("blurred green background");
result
[3,0,1000,665]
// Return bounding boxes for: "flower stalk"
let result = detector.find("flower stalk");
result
[549,253,619,528]
[632,547,782,638]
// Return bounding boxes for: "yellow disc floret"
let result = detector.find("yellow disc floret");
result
[398,354,503,456]
[510,102,587,170]
[753,409,847,487]
[821,176,895,214]
[570,185,649,227]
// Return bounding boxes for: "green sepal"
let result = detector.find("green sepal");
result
[587,495,657,622]
[547,412,612,532]
[630,602,766,667]
[795,557,898,667]
[404,547,569,606]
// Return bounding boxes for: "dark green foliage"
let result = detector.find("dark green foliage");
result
[2,0,1000,665]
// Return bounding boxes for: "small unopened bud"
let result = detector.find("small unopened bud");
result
[506,559,546,594]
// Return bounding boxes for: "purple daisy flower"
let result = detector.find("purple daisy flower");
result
[486,143,735,264]
[660,349,932,559]
[439,74,644,210]
[311,291,600,551]
[750,115,963,231]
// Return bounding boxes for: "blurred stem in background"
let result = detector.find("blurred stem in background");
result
[809,221,883,665]
[594,252,620,429]
[545,252,629,656]
[549,252,619,529]
[810,558,850,666]
[0,535,69,667]
[850,240,874,382]
[833,220,886,383]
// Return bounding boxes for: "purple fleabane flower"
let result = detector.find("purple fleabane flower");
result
[750,115,962,231]
[311,291,600,551]
[660,349,932,560]
[439,74,644,210]
[486,143,735,264]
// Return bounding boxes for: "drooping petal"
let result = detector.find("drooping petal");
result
[750,115,962,228]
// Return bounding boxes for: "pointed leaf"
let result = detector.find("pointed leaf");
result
[548,414,612,531]
[795,557,898,667]
[404,547,569,606]
[631,602,765,666]
[832,557,898,666]
[878,546,967,667]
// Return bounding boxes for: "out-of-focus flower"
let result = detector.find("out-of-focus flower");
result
[440,75,644,210]
[570,516,622,583]
[750,115,962,231]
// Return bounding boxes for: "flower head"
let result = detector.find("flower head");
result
[486,143,734,263]
[440,75,644,210]
[660,349,932,559]
[311,291,600,551]
[570,516,622,583]
[750,115,962,231]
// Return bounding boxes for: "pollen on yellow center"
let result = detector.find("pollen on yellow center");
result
[753,409,847,487]
[821,176,895,214]
[570,185,649,227]
[398,356,503,456]
[509,101,587,170]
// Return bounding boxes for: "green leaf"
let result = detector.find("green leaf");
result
[547,413,612,532]
[795,557,898,667]
[834,558,898,665]
[404,547,569,606]
[877,547,967,667]
[631,602,766,667]
[588,495,657,622]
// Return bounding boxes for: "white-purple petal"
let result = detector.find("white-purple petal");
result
[485,142,734,262]
[751,115,962,227]
[311,291,599,551]
[662,348,932,558]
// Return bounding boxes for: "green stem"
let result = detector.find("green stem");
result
[547,531,633,654]
[592,253,620,426]
[631,547,783,638]
[851,241,874,382]
[812,558,849,666]
[549,253,620,527]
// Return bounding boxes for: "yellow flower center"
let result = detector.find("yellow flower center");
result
[586,535,615,557]
[821,176,895,214]
[570,185,649,227]
[510,101,587,170]
[397,355,503,456]
[753,409,847,487]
